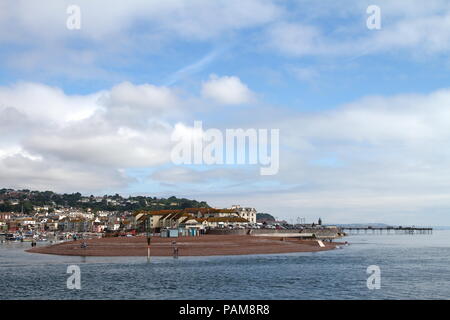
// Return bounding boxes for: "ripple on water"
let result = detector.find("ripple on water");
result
[2,232,450,299]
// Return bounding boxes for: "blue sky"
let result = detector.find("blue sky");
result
[2,0,450,225]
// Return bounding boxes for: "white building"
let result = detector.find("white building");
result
[231,205,257,223]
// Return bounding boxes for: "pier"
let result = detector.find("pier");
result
[342,226,433,235]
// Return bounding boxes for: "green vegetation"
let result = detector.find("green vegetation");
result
[256,213,275,221]
[0,188,209,213]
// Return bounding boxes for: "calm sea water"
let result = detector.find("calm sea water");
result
[1,231,450,300]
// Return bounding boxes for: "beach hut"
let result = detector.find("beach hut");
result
[160,229,169,238]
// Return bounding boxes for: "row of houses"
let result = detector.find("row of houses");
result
[0,212,133,233]
[0,205,257,234]
[133,205,257,232]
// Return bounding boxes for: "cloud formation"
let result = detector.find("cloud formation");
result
[3,77,450,224]
[201,75,255,105]
[3,1,450,224]
[0,81,182,191]
[264,0,450,57]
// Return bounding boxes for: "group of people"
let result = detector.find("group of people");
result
[72,234,88,249]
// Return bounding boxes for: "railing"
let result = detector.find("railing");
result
[342,227,433,234]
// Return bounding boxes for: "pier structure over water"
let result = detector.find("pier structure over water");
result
[342,226,433,235]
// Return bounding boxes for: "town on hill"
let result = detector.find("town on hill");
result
[0,188,209,213]
[0,188,279,239]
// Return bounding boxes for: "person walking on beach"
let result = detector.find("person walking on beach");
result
[172,241,179,259]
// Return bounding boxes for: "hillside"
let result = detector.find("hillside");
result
[0,188,209,213]
[256,213,276,222]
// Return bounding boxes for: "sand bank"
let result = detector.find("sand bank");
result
[26,235,343,257]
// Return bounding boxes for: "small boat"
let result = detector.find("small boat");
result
[22,234,34,242]
[5,233,20,241]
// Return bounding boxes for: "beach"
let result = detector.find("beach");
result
[26,235,341,257]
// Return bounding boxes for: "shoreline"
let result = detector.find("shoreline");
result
[26,235,344,257]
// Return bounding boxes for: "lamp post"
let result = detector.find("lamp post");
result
[146,216,151,263]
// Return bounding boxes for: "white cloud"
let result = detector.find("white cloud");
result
[5,0,450,82]
[244,88,450,223]
[0,154,130,193]
[0,78,263,193]
[158,86,450,224]
[151,166,257,185]
[105,82,179,112]
[23,123,173,168]
[263,0,450,58]
[3,79,450,224]
[0,82,99,124]
[0,81,185,191]
[0,0,282,42]
[265,22,326,56]
[369,13,450,54]
[0,0,283,80]
[287,89,450,144]
[289,66,320,82]
[201,74,255,105]
[100,82,181,125]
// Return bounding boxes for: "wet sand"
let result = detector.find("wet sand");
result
[26,235,342,257]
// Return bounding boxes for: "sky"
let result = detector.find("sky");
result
[2,0,450,225]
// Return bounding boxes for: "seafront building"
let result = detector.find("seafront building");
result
[0,205,258,235]
[231,205,257,223]
[133,206,256,232]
